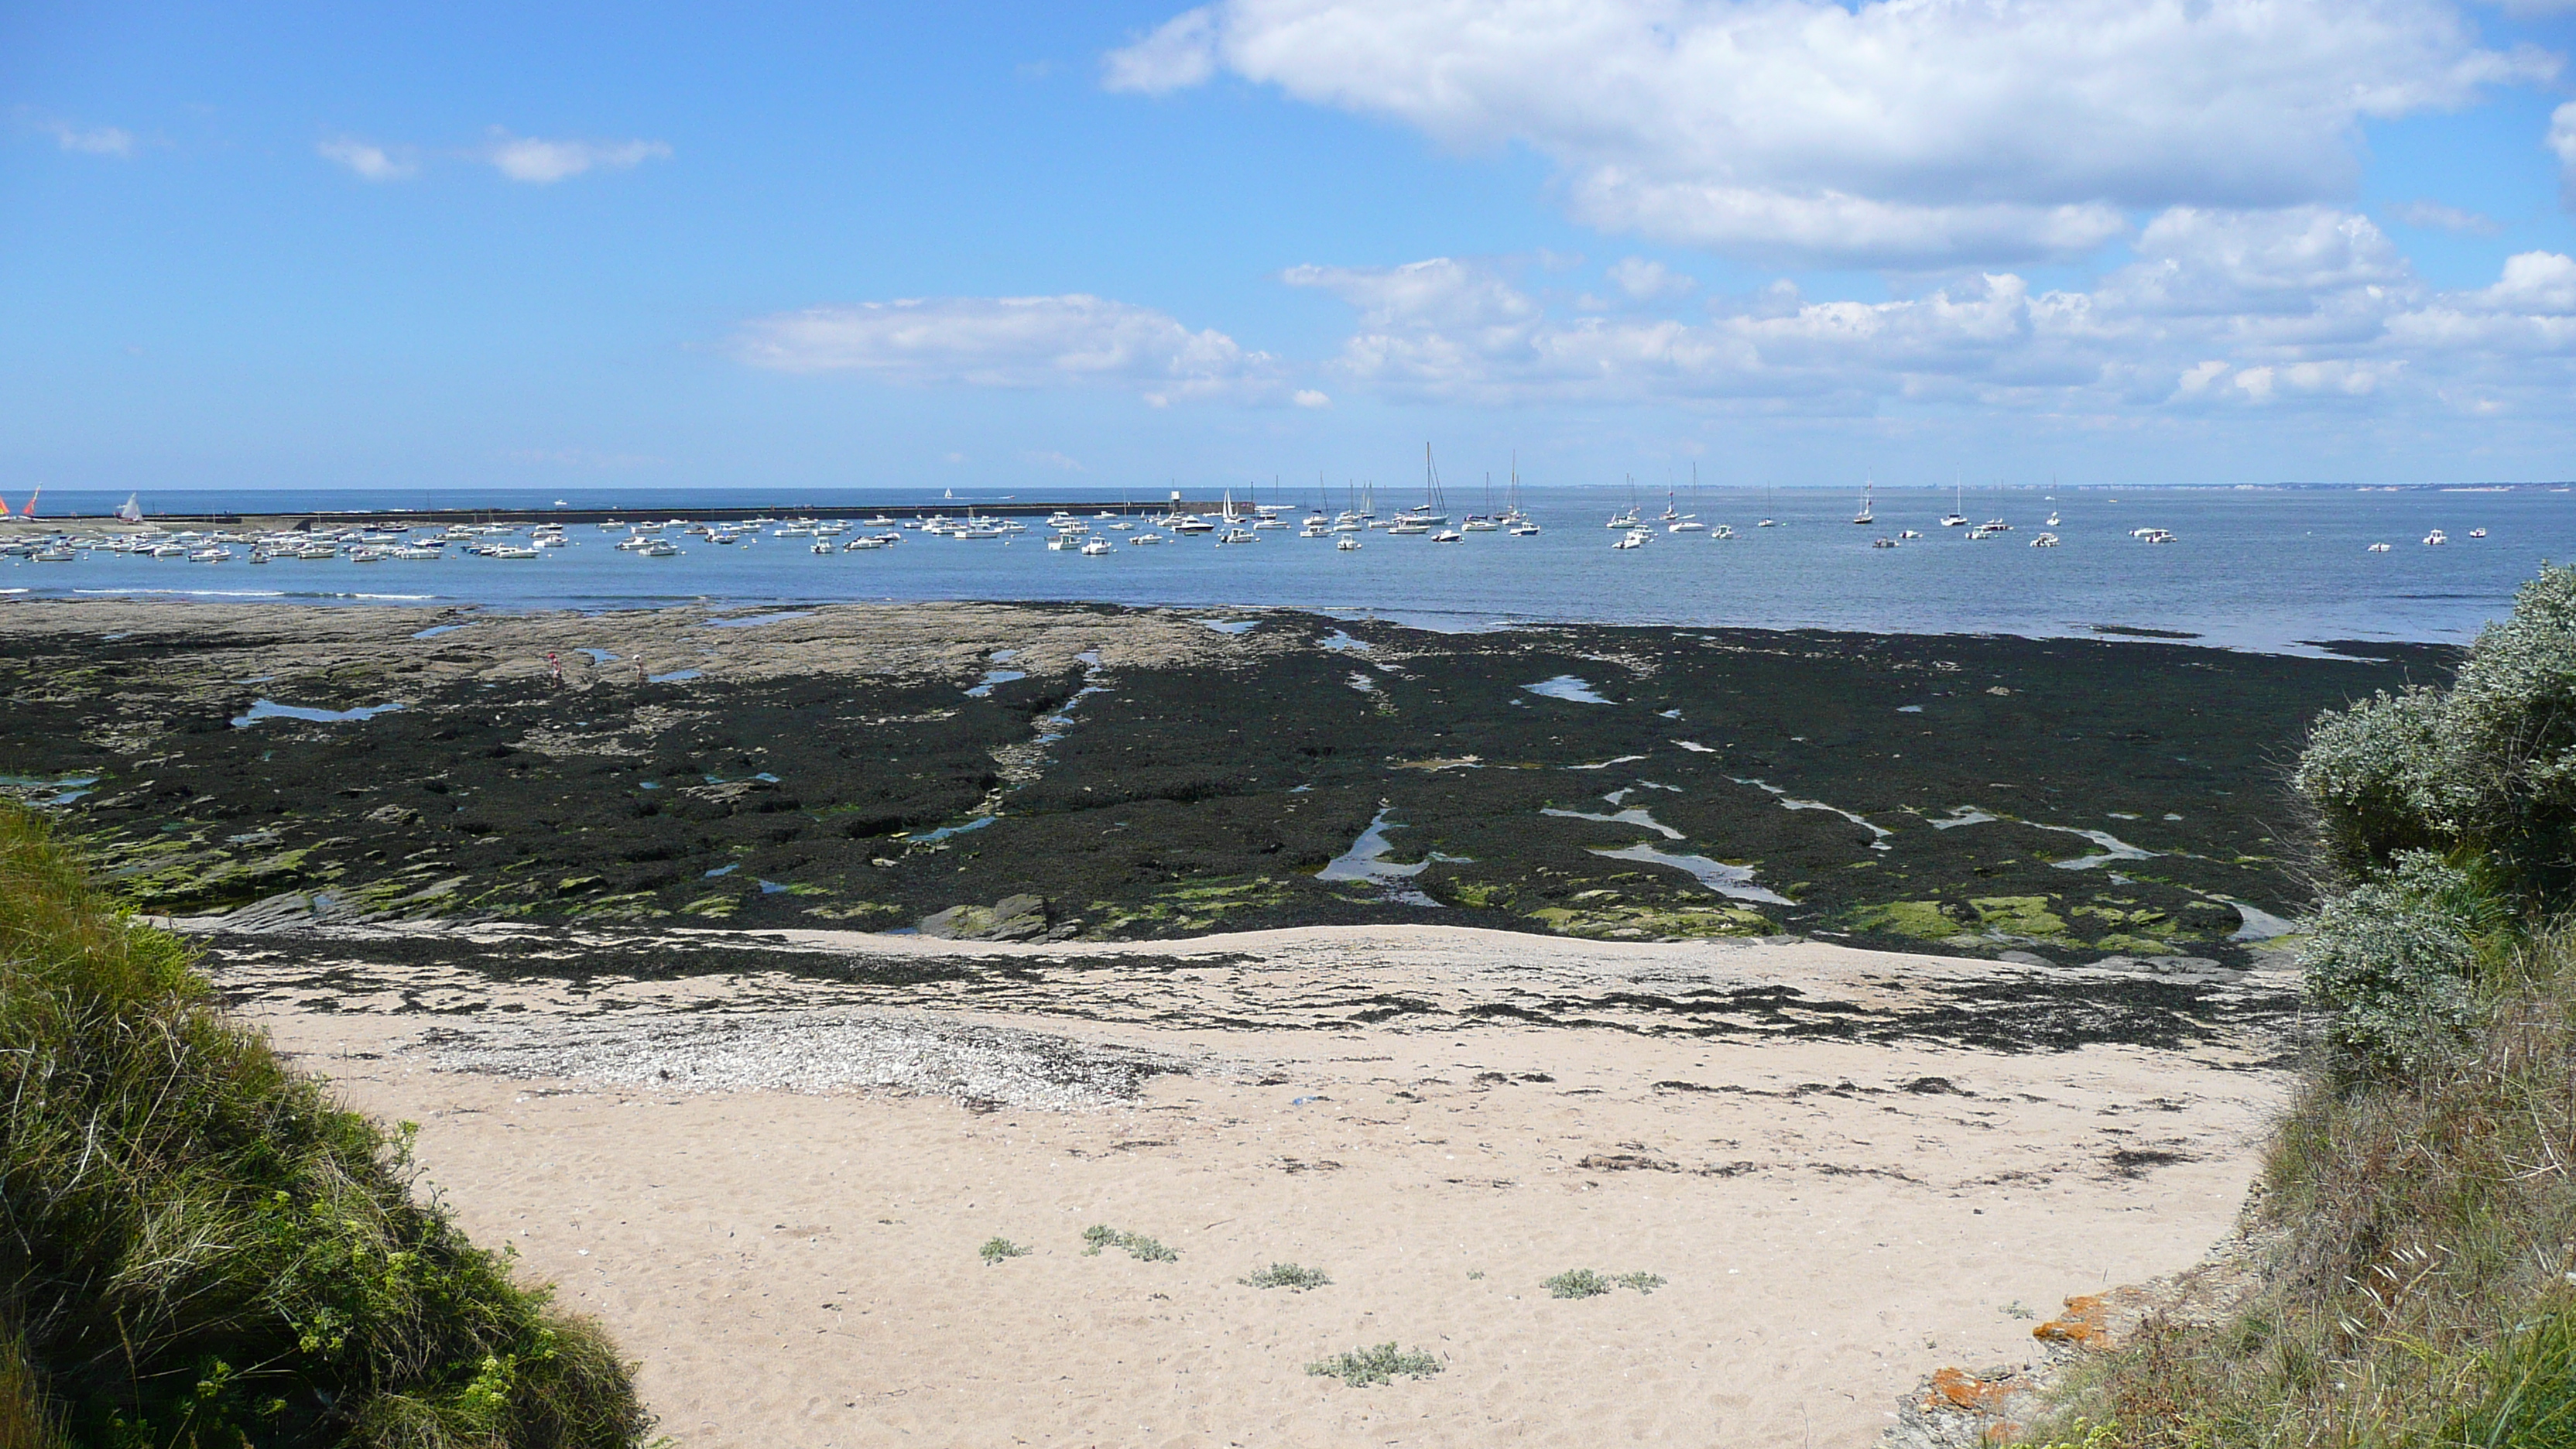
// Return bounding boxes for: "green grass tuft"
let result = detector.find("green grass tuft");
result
[1305,1343,1443,1388]
[1080,1225,1177,1262]
[0,801,652,1447]
[978,1238,1031,1266]
[1239,1262,1331,1291]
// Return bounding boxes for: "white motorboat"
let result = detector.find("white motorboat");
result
[1337,536,1362,551]
[1129,532,1165,545]
[2424,529,2448,546]
[1081,537,1115,557]
[1431,529,1462,543]
[2470,528,2489,539]
[639,540,680,557]
[2030,533,2060,548]
[1612,527,1650,550]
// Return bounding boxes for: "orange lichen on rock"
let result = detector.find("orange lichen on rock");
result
[2033,1293,2115,1348]
[1920,1366,2019,1415]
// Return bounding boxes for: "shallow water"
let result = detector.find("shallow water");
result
[19,484,2571,652]
[229,698,405,728]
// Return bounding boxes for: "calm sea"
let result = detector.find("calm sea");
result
[7,484,2570,654]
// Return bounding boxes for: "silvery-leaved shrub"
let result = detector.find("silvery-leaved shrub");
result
[2293,684,2478,881]
[2294,564,2576,902]
[2300,851,2482,1079]
[2441,564,2576,894]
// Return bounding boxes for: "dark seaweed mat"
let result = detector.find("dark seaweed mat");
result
[1,611,2452,963]
[191,926,2297,1057]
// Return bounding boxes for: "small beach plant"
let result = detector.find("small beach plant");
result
[1240,1262,1331,1290]
[1305,1344,1444,1388]
[1081,1225,1177,1262]
[1614,1271,1667,1295]
[978,1237,1030,1266]
[1543,1269,1614,1299]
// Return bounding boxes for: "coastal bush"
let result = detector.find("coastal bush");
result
[2298,850,2489,1079]
[1304,1344,1443,1388]
[2296,563,2576,899]
[0,801,651,1448]
[1239,1262,1331,1291]
[978,1238,1030,1266]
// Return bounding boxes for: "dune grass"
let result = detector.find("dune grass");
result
[2033,926,2576,1447]
[0,801,652,1447]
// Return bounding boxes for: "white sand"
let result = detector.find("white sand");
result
[219,923,2289,1448]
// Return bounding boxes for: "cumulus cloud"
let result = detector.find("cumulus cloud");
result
[317,137,416,182]
[483,129,671,183]
[1106,0,2556,267]
[1606,257,1696,302]
[732,293,1286,404]
[1280,211,2576,418]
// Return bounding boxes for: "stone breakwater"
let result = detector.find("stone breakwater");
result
[0,597,2449,962]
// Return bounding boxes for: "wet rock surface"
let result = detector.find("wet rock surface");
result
[0,598,2450,962]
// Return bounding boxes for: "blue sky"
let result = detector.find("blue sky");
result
[5,1,2576,497]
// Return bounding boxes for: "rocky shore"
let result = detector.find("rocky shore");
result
[0,597,2444,964]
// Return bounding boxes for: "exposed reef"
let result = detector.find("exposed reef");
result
[0,598,2451,963]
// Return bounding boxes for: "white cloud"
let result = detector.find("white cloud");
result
[1025,450,1089,471]
[733,293,1286,404]
[40,119,133,156]
[1294,388,1333,407]
[483,129,671,183]
[317,137,416,182]
[1280,218,2576,418]
[1605,257,1695,302]
[1105,8,1223,91]
[1107,0,2557,267]
[2386,199,2502,234]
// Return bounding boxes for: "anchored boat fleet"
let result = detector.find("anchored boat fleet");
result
[0,469,2502,567]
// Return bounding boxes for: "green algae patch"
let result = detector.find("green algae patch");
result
[1846,900,1963,940]
[680,892,739,919]
[1528,900,1771,940]
[1968,896,2069,937]
[1087,876,1293,936]
[803,900,905,921]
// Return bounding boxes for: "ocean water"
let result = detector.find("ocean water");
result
[6,484,2569,653]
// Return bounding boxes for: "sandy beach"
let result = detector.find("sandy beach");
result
[204,920,2292,1447]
